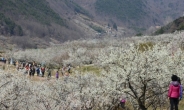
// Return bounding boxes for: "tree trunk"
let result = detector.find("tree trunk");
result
[139,104,147,110]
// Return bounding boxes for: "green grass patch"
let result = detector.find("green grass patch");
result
[77,65,101,76]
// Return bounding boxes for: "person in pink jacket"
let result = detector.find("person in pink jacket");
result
[168,75,180,110]
[120,99,126,108]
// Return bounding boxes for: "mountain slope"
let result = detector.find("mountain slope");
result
[1,0,184,49]
[0,0,90,48]
[154,16,184,35]
[95,0,146,24]
[73,0,184,33]
[0,13,23,36]
[0,0,64,35]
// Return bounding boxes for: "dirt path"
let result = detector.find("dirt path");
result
[2,65,67,82]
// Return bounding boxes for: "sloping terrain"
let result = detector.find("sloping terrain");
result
[0,0,91,48]
[0,0,64,35]
[1,0,184,49]
[73,0,184,33]
[154,16,184,35]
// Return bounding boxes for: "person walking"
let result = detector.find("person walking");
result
[25,64,29,74]
[32,66,35,76]
[29,66,32,77]
[177,77,183,101]
[36,66,40,76]
[41,67,45,77]
[16,60,19,71]
[56,71,59,80]
[120,98,126,108]
[168,75,180,110]
[67,64,71,73]
[47,67,51,79]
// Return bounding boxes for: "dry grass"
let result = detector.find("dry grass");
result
[179,99,184,109]
[76,65,101,76]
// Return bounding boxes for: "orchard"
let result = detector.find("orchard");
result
[0,31,184,110]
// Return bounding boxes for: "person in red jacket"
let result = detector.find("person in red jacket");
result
[168,75,180,110]
[41,67,45,77]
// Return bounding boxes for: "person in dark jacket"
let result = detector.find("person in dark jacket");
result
[36,66,40,76]
[29,66,33,77]
[47,68,51,79]
[32,66,35,76]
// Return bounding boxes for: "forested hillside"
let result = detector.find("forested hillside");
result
[0,0,93,48]
[64,0,92,18]
[154,16,184,35]
[0,0,109,49]
[0,0,64,36]
[95,0,146,23]
[1,0,184,49]
[74,0,184,34]
[0,13,23,36]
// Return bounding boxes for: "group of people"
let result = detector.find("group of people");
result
[0,57,6,64]
[168,74,183,110]
[25,64,46,77]
[15,61,71,80]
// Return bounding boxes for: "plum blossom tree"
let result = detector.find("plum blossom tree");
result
[97,40,184,109]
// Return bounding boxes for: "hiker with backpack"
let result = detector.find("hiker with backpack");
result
[168,75,181,110]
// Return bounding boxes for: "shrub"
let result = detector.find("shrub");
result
[89,25,105,33]
[137,42,154,52]
[178,24,184,31]
[136,33,143,36]
[154,27,164,35]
